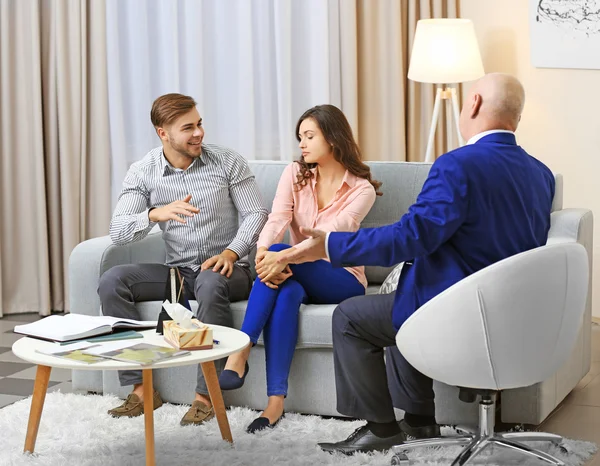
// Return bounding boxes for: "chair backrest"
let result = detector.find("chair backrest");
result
[395,242,588,390]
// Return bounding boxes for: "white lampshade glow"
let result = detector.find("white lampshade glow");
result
[408,19,484,84]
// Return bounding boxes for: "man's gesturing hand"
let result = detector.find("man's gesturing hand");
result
[149,194,199,223]
[201,249,239,278]
[277,227,328,264]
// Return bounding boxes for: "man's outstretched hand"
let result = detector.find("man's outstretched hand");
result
[277,227,328,264]
[149,194,199,224]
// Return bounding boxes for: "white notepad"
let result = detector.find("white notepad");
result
[14,314,157,342]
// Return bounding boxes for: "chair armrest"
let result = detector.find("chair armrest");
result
[68,231,166,316]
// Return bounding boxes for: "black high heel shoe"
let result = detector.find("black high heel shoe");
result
[218,362,249,390]
[246,412,285,434]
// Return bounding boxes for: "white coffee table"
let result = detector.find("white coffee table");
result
[12,326,250,466]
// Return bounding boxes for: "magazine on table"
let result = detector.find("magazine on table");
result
[36,341,106,364]
[82,342,190,365]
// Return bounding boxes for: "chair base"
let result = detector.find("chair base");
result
[391,429,567,466]
[391,393,567,466]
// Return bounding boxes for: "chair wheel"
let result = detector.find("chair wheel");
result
[391,453,410,465]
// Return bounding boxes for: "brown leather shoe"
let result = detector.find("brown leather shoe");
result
[107,390,163,418]
[180,400,215,426]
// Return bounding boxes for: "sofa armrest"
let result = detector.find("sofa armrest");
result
[547,207,593,327]
[68,231,166,316]
[549,207,594,363]
[548,208,593,249]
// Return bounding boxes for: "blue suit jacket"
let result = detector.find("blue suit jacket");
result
[328,132,555,330]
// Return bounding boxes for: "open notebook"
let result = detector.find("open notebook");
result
[14,314,157,342]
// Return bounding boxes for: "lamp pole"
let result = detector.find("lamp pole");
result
[424,86,463,163]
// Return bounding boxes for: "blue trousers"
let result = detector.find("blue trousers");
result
[241,244,365,396]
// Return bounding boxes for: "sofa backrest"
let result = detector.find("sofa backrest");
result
[248,161,432,284]
[247,160,563,285]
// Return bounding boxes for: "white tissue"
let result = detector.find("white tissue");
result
[162,300,194,329]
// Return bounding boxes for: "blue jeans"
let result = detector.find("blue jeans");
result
[241,244,365,396]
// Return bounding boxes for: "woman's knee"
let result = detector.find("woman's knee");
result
[277,279,307,303]
[268,243,291,253]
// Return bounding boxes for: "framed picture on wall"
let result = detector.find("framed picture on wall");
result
[530,0,600,70]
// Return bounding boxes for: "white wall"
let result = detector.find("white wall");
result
[461,0,600,317]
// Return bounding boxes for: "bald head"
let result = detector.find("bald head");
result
[459,73,525,142]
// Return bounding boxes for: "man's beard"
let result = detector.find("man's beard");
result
[169,138,202,159]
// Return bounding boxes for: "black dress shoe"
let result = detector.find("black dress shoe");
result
[246,412,285,434]
[319,421,440,455]
[398,419,440,440]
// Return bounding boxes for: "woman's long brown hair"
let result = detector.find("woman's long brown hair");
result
[294,105,382,196]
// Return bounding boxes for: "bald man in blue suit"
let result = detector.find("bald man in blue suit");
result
[276,73,555,455]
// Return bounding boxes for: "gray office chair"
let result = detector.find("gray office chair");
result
[391,242,589,465]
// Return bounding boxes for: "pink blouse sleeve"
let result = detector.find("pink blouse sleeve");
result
[294,181,376,251]
[256,163,295,249]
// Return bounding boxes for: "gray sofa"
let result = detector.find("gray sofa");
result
[69,160,593,426]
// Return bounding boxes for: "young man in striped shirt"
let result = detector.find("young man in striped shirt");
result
[98,93,268,425]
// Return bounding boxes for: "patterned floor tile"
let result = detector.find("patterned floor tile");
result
[0,361,36,377]
[0,332,29,346]
[48,381,82,395]
[9,366,71,382]
[0,378,59,397]
[0,321,21,333]
[0,393,26,409]
[0,350,30,363]
[0,313,43,323]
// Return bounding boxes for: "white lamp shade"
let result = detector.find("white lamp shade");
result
[408,19,484,84]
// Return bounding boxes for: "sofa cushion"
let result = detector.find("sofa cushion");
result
[135,300,337,348]
[134,284,380,349]
[230,301,338,348]
[379,262,404,294]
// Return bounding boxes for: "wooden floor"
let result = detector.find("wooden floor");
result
[540,323,600,465]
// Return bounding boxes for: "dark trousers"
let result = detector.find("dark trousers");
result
[241,244,365,397]
[98,263,252,395]
[333,292,435,423]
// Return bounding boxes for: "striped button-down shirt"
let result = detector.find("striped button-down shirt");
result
[110,144,268,270]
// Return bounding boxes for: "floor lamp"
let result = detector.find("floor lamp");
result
[408,19,485,163]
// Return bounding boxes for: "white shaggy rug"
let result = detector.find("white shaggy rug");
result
[0,392,596,466]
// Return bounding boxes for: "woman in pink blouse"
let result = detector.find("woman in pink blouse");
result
[218,104,382,433]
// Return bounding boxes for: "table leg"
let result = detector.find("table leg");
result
[24,365,52,453]
[201,361,233,443]
[142,369,155,466]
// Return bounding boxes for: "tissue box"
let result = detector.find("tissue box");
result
[163,319,213,350]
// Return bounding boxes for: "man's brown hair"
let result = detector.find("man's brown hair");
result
[150,93,197,128]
